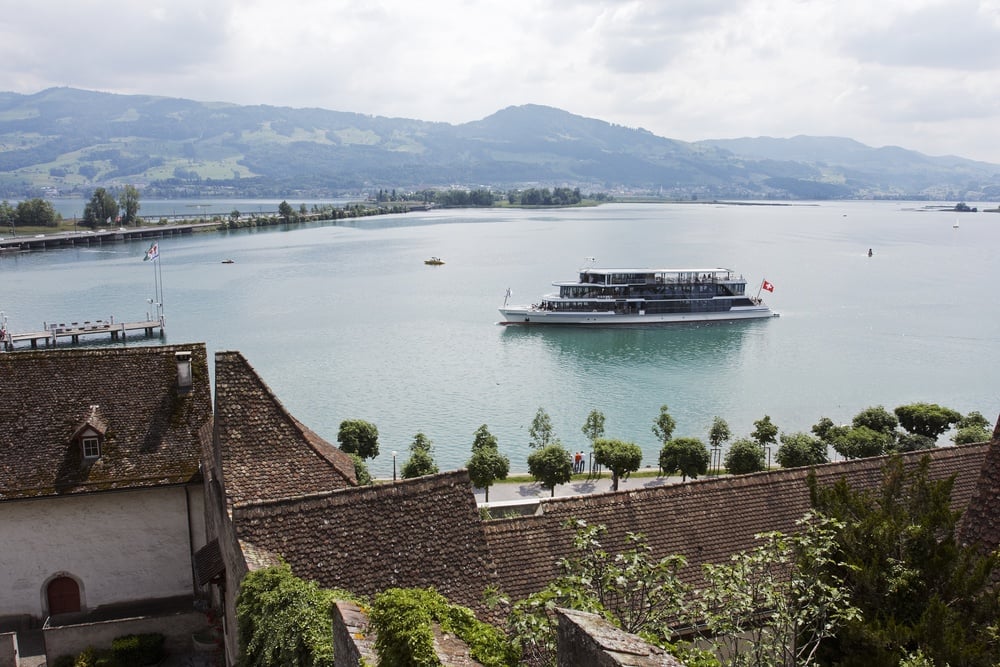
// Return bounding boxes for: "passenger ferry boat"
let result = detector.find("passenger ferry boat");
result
[499,266,776,325]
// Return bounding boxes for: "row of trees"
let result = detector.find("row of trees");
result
[335,401,991,499]
[0,198,62,228]
[235,453,1000,665]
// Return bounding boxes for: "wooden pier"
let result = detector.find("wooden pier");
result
[1,317,165,351]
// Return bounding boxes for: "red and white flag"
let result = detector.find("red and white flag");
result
[761,279,774,292]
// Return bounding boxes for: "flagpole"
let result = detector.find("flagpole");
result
[156,250,164,324]
[755,280,763,301]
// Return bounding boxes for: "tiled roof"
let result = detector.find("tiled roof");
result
[484,443,989,602]
[212,351,356,506]
[194,538,225,586]
[957,425,1000,554]
[0,344,212,500]
[233,470,500,615]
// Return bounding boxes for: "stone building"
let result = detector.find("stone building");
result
[0,344,212,659]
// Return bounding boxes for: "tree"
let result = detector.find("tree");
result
[503,521,695,666]
[695,513,861,667]
[336,419,379,460]
[347,453,371,485]
[708,416,731,449]
[15,198,59,227]
[503,516,857,667]
[659,437,710,481]
[528,407,554,449]
[467,424,509,502]
[592,438,642,491]
[401,432,438,478]
[852,405,898,436]
[894,402,961,439]
[751,415,779,447]
[809,456,1000,666]
[832,425,893,460]
[278,200,294,221]
[0,200,14,231]
[527,443,572,497]
[651,405,677,445]
[81,187,118,228]
[952,410,992,445]
[775,432,828,468]
[724,437,766,475]
[117,184,141,226]
[581,409,605,445]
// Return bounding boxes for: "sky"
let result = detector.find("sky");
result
[2,0,999,163]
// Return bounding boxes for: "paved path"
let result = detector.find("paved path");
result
[473,468,687,505]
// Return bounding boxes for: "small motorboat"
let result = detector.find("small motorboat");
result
[424,257,444,265]
[222,259,235,264]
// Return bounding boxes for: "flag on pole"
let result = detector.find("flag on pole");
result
[143,242,159,262]
[761,279,774,292]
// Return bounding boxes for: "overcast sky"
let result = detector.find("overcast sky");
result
[2,0,998,163]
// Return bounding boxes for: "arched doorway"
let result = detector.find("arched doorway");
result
[47,576,81,615]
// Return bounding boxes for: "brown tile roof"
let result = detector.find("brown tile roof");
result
[194,538,225,586]
[957,428,1000,554]
[0,344,212,500]
[484,443,989,602]
[233,470,500,615]
[212,351,356,506]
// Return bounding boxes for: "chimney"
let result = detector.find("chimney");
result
[176,351,193,390]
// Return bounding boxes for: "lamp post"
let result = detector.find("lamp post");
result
[392,451,397,481]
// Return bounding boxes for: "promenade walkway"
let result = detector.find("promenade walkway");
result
[472,468,688,507]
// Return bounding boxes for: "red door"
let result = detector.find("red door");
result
[47,576,81,615]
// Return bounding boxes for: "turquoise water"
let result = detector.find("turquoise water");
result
[2,202,997,476]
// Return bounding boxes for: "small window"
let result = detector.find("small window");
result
[82,436,101,459]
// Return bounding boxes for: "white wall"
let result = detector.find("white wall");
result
[0,486,201,618]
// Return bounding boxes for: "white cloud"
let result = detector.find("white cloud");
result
[0,0,999,162]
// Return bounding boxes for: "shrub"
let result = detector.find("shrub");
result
[111,633,165,666]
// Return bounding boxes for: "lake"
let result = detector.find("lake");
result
[2,201,997,477]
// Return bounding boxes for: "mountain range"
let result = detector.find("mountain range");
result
[1,87,997,201]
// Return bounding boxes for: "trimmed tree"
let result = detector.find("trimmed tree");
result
[724,437,766,475]
[592,438,642,491]
[467,424,509,502]
[776,432,828,468]
[659,437,710,481]
[527,443,573,497]
[952,411,992,444]
[894,402,961,439]
[832,425,893,460]
[337,419,380,460]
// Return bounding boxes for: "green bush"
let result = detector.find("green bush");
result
[370,587,515,667]
[111,633,164,666]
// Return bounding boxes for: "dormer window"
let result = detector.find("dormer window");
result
[73,405,108,462]
[82,436,101,459]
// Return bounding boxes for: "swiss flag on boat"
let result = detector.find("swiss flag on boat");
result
[761,280,775,292]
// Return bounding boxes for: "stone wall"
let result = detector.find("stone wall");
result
[43,610,205,663]
[555,607,685,667]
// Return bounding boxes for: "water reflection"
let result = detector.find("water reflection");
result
[499,319,769,368]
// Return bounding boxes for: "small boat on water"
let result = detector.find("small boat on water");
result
[425,257,445,265]
[222,259,235,264]
[499,265,776,326]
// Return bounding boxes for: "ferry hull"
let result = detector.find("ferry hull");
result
[498,305,775,326]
